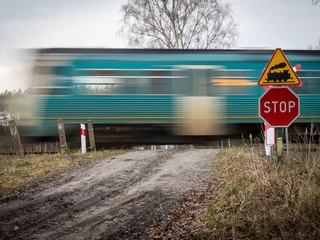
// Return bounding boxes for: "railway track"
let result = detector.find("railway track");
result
[1,137,319,155]
[1,122,319,154]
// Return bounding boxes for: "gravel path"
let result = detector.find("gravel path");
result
[0,148,219,240]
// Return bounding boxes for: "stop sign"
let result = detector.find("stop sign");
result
[259,86,300,128]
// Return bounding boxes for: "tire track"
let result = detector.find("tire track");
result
[0,151,171,239]
[0,149,218,240]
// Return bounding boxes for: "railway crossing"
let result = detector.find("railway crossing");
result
[258,48,302,163]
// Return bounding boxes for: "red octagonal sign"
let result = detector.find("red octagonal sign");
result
[259,86,300,128]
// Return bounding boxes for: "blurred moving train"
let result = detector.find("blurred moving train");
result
[10,48,320,144]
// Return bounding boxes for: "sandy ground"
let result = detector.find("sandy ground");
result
[0,148,219,240]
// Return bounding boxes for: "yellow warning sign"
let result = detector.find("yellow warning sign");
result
[258,48,301,86]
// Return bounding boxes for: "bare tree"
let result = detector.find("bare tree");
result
[118,0,238,49]
[308,38,320,50]
[308,1,319,49]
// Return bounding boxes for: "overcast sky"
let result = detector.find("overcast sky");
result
[0,0,319,92]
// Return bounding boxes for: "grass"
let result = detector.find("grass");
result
[200,143,320,239]
[0,149,128,192]
[1,129,320,239]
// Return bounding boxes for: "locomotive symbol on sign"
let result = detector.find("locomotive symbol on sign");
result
[265,62,293,83]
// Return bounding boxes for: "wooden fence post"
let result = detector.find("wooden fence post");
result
[87,120,96,151]
[57,118,68,154]
[9,120,24,157]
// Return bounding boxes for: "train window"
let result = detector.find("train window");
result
[109,70,150,94]
[149,70,173,94]
[171,68,194,96]
[74,68,179,95]
[171,65,223,96]
[114,69,173,94]
[291,70,320,95]
[149,70,162,94]
[73,70,120,95]
[73,68,151,95]
[209,69,256,95]
[193,69,210,96]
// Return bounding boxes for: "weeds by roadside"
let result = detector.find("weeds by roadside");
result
[201,145,320,239]
[0,149,128,193]
[146,139,320,240]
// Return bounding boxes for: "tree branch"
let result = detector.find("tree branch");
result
[118,0,238,49]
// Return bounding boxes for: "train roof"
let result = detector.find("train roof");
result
[34,48,320,56]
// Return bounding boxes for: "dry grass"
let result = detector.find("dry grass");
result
[201,144,320,239]
[0,149,128,192]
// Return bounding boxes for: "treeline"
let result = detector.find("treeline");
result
[0,85,115,98]
[0,89,28,127]
[0,89,28,98]
[73,85,117,95]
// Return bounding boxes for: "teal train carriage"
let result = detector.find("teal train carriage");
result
[14,48,320,144]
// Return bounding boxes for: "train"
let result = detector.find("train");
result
[266,70,292,83]
[8,48,320,144]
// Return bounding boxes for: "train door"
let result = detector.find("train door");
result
[171,65,227,136]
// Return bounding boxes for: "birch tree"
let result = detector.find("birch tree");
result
[118,0,238,49]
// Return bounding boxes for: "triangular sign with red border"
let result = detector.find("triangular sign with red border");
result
[258,48,301,86]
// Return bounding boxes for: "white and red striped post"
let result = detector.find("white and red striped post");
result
[264,123,275,158]
[80,123,86,154]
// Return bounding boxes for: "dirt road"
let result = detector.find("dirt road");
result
[0,148,219,240]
